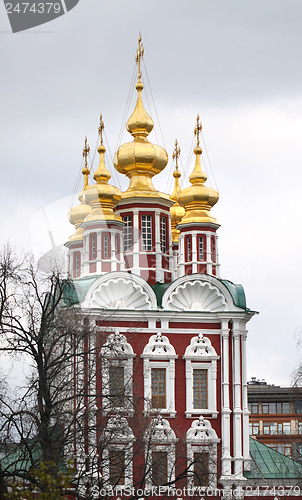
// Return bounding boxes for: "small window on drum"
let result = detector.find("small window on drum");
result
[141,214,152,251]
[160,216,167,253]
[123,215,132,252]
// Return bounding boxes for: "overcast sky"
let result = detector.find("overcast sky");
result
[1,0,302,386]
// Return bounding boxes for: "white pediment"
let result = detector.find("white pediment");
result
[163,279,226,312]
[82,272,157,310]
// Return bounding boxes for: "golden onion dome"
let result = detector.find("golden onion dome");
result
[114,36,168,198]
[178,116,219,226]
[67,139,92,243]
[83,119,122,223]
[170,140,185,243]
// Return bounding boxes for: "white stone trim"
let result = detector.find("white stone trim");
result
[141,333,178,417]
[144,416,177,489]
[101,331,135,414]
[186,416,220,490]
[102,416,135,489]
[183,334,219,418]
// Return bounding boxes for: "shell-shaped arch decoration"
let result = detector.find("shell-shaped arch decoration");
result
[163,280,227,312]
[82,272,157,310]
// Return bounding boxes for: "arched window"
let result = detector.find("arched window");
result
[141,333,178,417]
[144,416,177,488]
[102,416,135,489]
[101,331,135,414]
[183,333,219,418]
[186,416,220,489]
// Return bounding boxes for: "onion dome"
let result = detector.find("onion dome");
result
[83,116,122,223]
[67,137,92,242]
[114,35,168,198]
[178,116,219,225]
[170,140,185,243]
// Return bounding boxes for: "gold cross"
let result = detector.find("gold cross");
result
[82,136,90,167]
[172,139,181,169]
[194,114,202,146]
[98,114,104,145]
[136,32,144,79]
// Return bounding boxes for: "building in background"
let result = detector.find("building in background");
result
[248,377,302,462]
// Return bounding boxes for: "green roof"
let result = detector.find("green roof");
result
[246,437,302,479]
[64,274,249,311]
[220,279,247,309]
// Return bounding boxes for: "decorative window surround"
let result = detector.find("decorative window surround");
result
[102,416,135,490]
[183,334,219,418]
[144,416,177,489]
[186,416,220,490]
[101,331,135,415]
[141,333,178,417]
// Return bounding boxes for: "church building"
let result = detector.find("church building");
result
[64,37,302,499]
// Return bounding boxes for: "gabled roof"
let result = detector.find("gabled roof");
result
[245,437,302,480]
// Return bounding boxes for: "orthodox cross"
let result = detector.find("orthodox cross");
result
[172,139,181,170]
[194,114,202,146]
[98,114,104,145]
[136,33,144,79]
[82,136,90,189]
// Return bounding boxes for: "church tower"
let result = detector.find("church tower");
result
[65,36,256,500]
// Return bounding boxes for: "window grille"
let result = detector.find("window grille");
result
[91,234,96,260]
[198,236,205,261]
[193,369,208,409]
[152,451,167,486]
[109,366,125,407]
[141,215,152,251]
[151,368,166,409]
[109,449,125,486]
[161,216,167,253]
[193,452,209,487]
[186,236,191,261]
[123,216,132,252]
[103,234,109,258]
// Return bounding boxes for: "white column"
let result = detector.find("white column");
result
[178,234,185,277]
[215,234,220,277]
[232,320,243,477]
[132,209,139,275]
[206,233,212,274]
[241,330,250,469]
[220,321,232,477]
[192,232,197,274]
[155,210,163,282]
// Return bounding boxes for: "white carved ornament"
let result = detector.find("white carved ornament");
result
[184,333,219,360]
[101,331,134,358]
[89,277,153,310]
[141,332,177,359]
[104,416,135,443]
[144,416,177,445]
[165,280,226,312]
[186,416,220,444]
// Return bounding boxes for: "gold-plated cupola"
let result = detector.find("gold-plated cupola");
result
[178,116,219,225]
[170,140,185,242]
[114,34,168,198]
[67,137,92,242]
[83,116,122,223]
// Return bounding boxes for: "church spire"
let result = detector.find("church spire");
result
[67,137,92,243]
[170,140,185,243]
[83,116,122,223]
[179,116,218,225]
[114,34,168,197]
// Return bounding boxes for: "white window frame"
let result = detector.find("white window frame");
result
[183,333,219,418]
[101,331,135,414]
[144,417,177,490]
[186,416,220,490]
[102,416,135,490]
[141,333,178,417]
